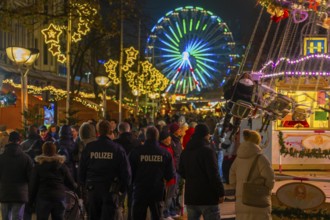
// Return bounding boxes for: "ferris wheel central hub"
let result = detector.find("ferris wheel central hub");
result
[182,51,190,61]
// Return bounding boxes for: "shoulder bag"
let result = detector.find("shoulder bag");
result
[242,154,271,208]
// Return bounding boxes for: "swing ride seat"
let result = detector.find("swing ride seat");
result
[292,107,311,121]
[265,95,292,119]
[230,100,254,119]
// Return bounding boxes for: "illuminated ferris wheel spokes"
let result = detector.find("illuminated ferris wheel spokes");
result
[166,51,200,93]
[146,6,240,94]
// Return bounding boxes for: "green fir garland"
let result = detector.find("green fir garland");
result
[278,131,330,159]
[272,207,330,220]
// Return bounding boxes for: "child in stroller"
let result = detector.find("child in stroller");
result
[65,191,85,220]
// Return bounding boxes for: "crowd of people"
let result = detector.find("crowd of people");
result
[0,113,274,220]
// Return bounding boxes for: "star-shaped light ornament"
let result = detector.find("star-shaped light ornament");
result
[48,43,61,56]
[104,59,118,72]
[141,61,153,72]
[41,23,62,44]
[72,32,82,42]
[57,54,67,63]
[78,23,90,35]
[125,47,139,60]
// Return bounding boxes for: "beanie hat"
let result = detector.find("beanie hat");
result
[243,129,261,145]
[194,124,210,137]
[42,141,57,156]
[169,123,180,133]
[159,130,170,142]
[9,131,20,143]
[79,122,97,144]
[39,125,47,131]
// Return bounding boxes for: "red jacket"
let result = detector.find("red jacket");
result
[160,142,176,186]
[183,128,195,149]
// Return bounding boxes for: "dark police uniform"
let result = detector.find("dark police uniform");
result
[79,135,131,220]
[129,139,175,220]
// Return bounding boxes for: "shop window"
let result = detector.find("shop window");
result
[276,90,329,130]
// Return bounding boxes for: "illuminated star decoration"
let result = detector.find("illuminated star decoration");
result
[41,23,62,44]
[104,59,120,84]
[122,47,139,71]
[125,60,169,95]
[41,3,97,63]
[48,43,61,56]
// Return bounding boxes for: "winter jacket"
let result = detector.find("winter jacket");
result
[179,136,224,205]
[170,134,182,170]
[20,134,44,161]
[114,132,140,155]
[56,138,77,178]
[129,140,175,202]
[79,135,131,194]
[182,127,194,150]
[160,142,176,186]
[0,143,34,203]
[229,141,275,220]
[29,154,76,203]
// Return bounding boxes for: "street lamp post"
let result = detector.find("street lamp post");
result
[6,46,39,129]
[132,89,140,119]
[148,92,159,123]
[95,76,110,119]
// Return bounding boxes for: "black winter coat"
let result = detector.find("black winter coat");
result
[179,136,224,205]
[114,132,139,155]
[129,140,175,202]
[79,135,131,194]
[0,143,34,203]
[29,154,76,203]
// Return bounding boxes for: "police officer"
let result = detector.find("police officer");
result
[79,120,131,220]
[129,126,175,220]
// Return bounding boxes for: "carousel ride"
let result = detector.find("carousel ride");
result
[219,0,330,142]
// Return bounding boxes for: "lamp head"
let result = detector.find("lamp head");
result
[6,47,39,65]
[95,76,110,88]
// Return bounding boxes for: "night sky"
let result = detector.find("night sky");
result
[141,0,261,44]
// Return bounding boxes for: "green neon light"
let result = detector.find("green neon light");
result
[176,22,183,38]
[189,77,193,91]
[202,24,207,31]
[217,18,222,23]
[185,6,193,9]
[166,11,173,16]
[196,20,200,30]
[175,81,179,91]
[169,26,180,42]
[165,33,179,47]
[196,7,204,11]
[175,7,183,11]
[190,19,193,31]
[183,79,186,92]
[224,28,228,32]
[207,11,213,15]
[197,64,211,78]
[196,68,207,85]
[183,19,186,34]
[161,39,180,51]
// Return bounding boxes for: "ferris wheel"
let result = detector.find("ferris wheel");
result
[145,6,241,94]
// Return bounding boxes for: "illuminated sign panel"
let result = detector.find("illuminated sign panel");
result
[303,37,328,55]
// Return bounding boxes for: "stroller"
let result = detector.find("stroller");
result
[65,191,85,220]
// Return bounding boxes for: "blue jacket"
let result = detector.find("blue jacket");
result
[129,140,175,202]
[78,135,131,194]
